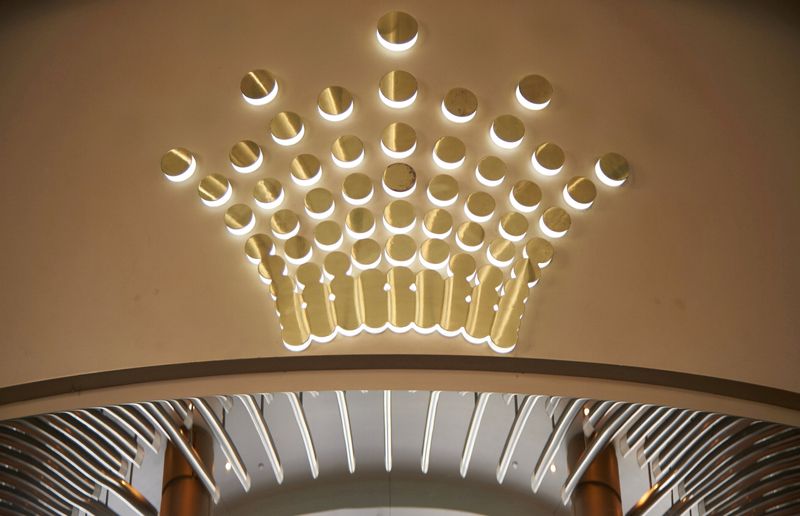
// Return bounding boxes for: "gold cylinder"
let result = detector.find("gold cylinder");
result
[569,435,622,516]
[160,427,213,516]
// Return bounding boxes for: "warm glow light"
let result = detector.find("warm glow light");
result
[562,185,593,211]
[489,124,522,149]
[508,190,539,214]
[227,214,256,236]
[254,188,285,210]
[291,166,322,187]
[342,188,373,206]
[382,180,416,199]
[273,223,299,241]
[594,160,626,187]
[305,202,334,220]
[243,81,279,106]
[164,157,197,183]
[285,248,313,266]
[522,247,551,269]
[345,224,375,240]
[531,152,562,176]
[498,222,525,242]
[426,188,457,207]
[231,150,263,174]
[378,89,417,109]
[432,151,465,170]
[422,224,452,240]
[353,254,381,270]
[515,85,549,111]
[331,149,365,169]
[271,123,304,146]
[476,168,504,188]
[385,250,417,268]
[441,100,475,124]
[315,234,343,253]
[419,253,448,270]
[456,234,483,253]
[486,248,513,268]
[376,29,418,52]
[318,101,354,122]
[383,217,416,235]
[380,140,416,160]
[539,217,567,239]
[464,203,493,224]
[201,184,233,208]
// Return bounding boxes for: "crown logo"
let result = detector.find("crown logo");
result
[160,11,631,354]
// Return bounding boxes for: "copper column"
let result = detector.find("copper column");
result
[569,435,623,516]
[160,426,213,516]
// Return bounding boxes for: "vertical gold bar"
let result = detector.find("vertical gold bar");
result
[415,270,444,332]
[388,267,415,330]
[358,269,389,332]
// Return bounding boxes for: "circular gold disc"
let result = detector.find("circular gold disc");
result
[324,251,351,277]
[240,69,277,105]
[270,111,303,144]
[541,207,571,235]
[510,180,542,212]
[270,209,300,238]
[314,220,343,250]
[304,188,334,218]
[597,152,630,185]
[512,259,541,286]
[465,192,496,221]
[377,11,418,50]
[383,200,415,231]
[258,255,287,284]
[476,156,507,186]
[499,212,529,241]
[352,239,382,268]
[381,122,417,156]
[290,154,322,185]
[442,88,478,120]
[524,237,554,266]
[383,163,416,196]
[385,234,417,264]
[517,74,553,108]
[420,239,450,267]
[229,140,262,172]
[449,253,476,278]
[433,136,466,167]
[491,115,525,146]
[285,235,312,264]
[318,86,354,120]
[565,176,597,206]
[161,148,194,181]
[332,135,364,165]
[346,207,375,236]
[253,178,284,209]
[198,174,231,206]
[476,264,503,286]
[225,204,255,234]
[533,142,565,172]
[296,263,322,286]
[424,209,453,237]
[379,70,418,106]
[244,234,275,264]
[457,221,485,250]
[427,175,458,206]
[488,238,516,266]
[343,173,373,205]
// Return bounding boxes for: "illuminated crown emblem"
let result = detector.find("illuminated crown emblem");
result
[160,11,631,354]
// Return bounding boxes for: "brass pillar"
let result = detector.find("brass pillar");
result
[160,426,213,516]
[569,435,622,516]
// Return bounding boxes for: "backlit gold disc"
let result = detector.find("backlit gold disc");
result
[565,176,597,208]
[161,147,195,182]
[423,208,453,237]
[296,262,322,287]
[517,74,553,109]
[476,264,503,286]
[284,235,312,264]
[270,111,304,145]
[245,234,275,264]
[533,142,565,174]
[317,86,354,121]
[456,221,485,251]
[343,173,373,205]
[488,238,516,266]
[253,178,284,209]
[385,234,417,265]
[346,207,375,237]
[420,239,450,268]
[379,70,418,107]
[442,88,478,122]
[304,188,334,218]
[499,212,529,241]
[377,11,418,51]
[198,174,231,207]
[290,154,322,185]
[432,136,466,168]
[596,152,630,186]
[510,180,542,212]
[240,69,278,105]
[465,192,496,222]
[331,135,364,166]
[258,255,287,284]
[225,204,255,235]
[476,156,507,186]
[427,174,458,206]
[541,207,571,236]
[324,251,351,277]
[314,220,343,250]
[229,140,262,173]
[383,163,416,197]
[512,259,541,286]
[491,115,525,147]
[352,239,382,268]
[383,200,415,232]
[270,209,300,239]
[449,253,477,278]
[381,122,417,156]
[523,237,554,267]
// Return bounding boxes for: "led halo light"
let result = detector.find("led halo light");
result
[305,201,335,220]
[318,101,354,123]
[315,233,343,253]
[531,152,562,177]
[272,222,300,241]
[508,190,539,214]
[162,150,196,183]
[376,29,418,52]
[539,216,568,239]
[331,148,365,169]
[380,139,416,160]
[594,156,629,187]
[345,223,376,240]
[419,253,448,270]
[226,213,256,236]
[522,247,552,269]
[422,224,451,240]
[272,123,305,147]
[431,151,465,171]
[486,247,514,269]
[254,186,285,210]
[285,245,313,266]
[383,216,416,235]
[426,188,457,207]
[498,222,526,242]
[441,100,476,124]
[378,88,417,110]
[563,185,593,210]
[384,249,417,268]
[475,167,504,187]
[382,179,416,199]
[456,234,483,253]
[291,166,322,187]
[489,123,523,150]
[342,188,373,206]
[464,202,494,224]
[242,80,279,106]
[201,182,233,208]
[515,85,549,111]
[230,142,264,174]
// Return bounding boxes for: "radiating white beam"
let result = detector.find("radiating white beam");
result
[286,392,319,479]
[460,392,492,478]
[496,395,542,484]
[421,391,441,474]
[336,391,356,474]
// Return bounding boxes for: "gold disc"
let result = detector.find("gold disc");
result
[296,262,322,286]
[499,212,529,241]
[565,176,597,206]
[317,86,354,120]
[385,234,417,264]
[442,87,478,120]
[229,140,262,171]
[225,204,254,234]
[244,234,275,264]
[290,154,322,185]
[488,238,516,266]
[597,152,630,185]
[331,135,364,165]
[449,253,476,278]
[476,264,504,286]
[512,259,541,286]
[420,239,450,267]
[324,251,351,277]
[427,174,458,206]
[258,255,287,284]
[285,235,312,264]
[491,115,525,146]
[383,200,415,231]
[304,188,334,218]
[343,173,373,204]
[270,111,303,144]
[198,174,230,206]
[381,122,416,156]
[510,180,542,212]
[379,70,418,105]
[423,208,453,237]
[533,142,565,172]
[524,237,554,266]
[433,136,466,167]
[541,207,571,235]
[270,209,300,238]
[314,220,343,250]
[240,69,277,104]
[352,239,382,268]
[457,221,485,250]
[517,74,553,108]
[465,192,496,221]
[253,178,284,209]
[346,207,375,236]
[476,156,507,186]
[377,11,418,49]
[160,148,194,181]
[382,163,416,196]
